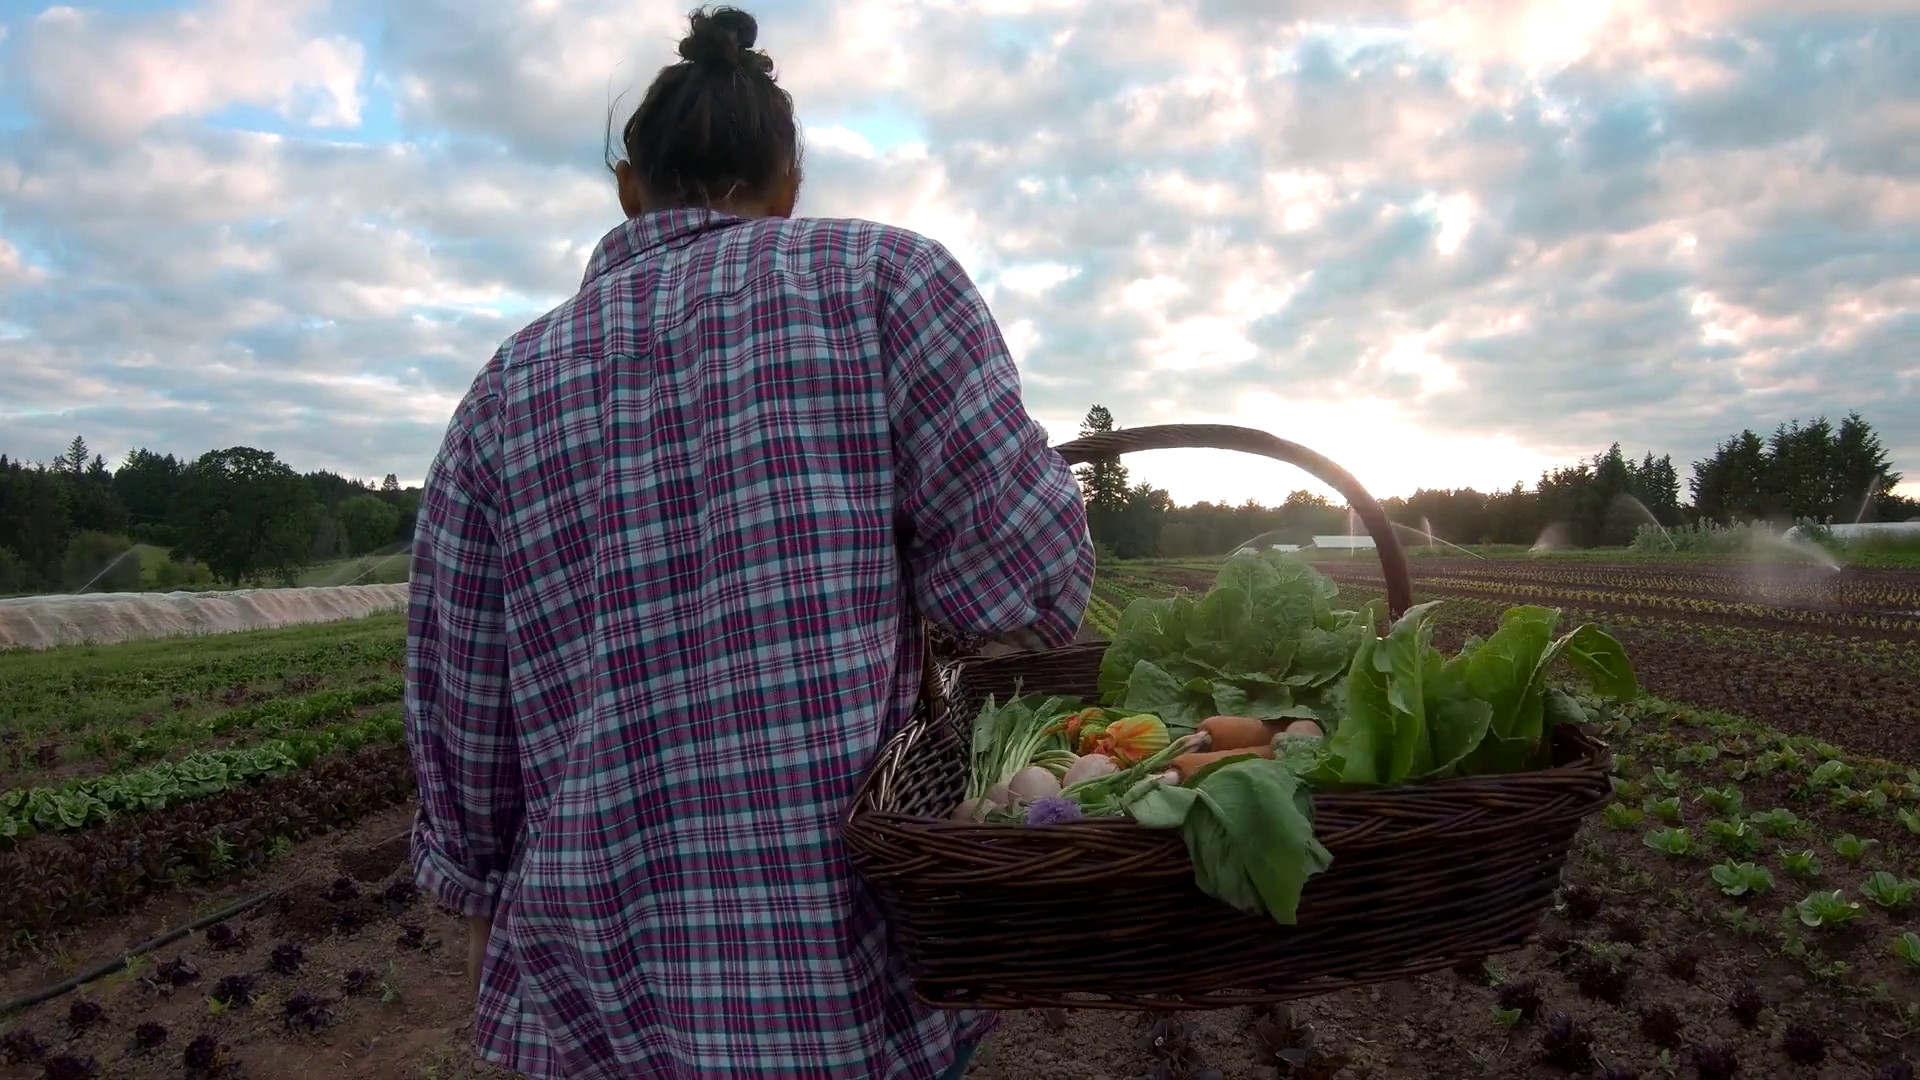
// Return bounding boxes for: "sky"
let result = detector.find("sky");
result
[0,0,1914,507]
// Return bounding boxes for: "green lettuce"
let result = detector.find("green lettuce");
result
[1325,602,1638,785]
[1098,552,1369,735]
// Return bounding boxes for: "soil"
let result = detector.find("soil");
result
[0,804,498,1080]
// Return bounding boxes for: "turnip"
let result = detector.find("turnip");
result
[1281,720,1323,738]
[1007,765,1061,802]
[986,783,1018,808]
[1061,754,1119,788]
[950,798,991,823]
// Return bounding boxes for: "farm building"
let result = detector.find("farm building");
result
[1309,534,1377,550]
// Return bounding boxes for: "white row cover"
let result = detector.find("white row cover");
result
[0,583,409,651]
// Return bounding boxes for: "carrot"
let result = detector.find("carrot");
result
[1168,743,1274,783]
[1198,715,1279,751]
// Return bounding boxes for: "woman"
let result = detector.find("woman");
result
[403,7,1095,1079]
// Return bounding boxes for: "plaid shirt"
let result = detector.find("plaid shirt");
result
[405,208,1094,1079]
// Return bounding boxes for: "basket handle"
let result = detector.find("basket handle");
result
[1052,424,1414,620]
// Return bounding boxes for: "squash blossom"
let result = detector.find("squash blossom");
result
[1088,714,1170,766]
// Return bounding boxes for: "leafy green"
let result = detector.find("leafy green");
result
[1124,758,1331,925]
[1644,828,1693,856]
[1322,602,1630,786]
[1705,818,1761,858]
[1749,808,1806,837]
[1860,872,1917,911]
[1602,803,1644,829]
[1900,808,1920,836]
[0,709,401,840]
[1781,849,1823,880]
[1645,796,1683,824]
[1098,552,1368,734]
[1831,833,1876,862]
[965,693,1078,801]
[1700,785,1744,815]
[1892,932,1920,969]
[1794,889,1862,929]
[1710,861,1773,897]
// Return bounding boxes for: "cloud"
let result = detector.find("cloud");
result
[18,0,365,141]
[0,0,1913,504]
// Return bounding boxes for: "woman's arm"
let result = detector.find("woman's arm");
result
[404,395,524,929]
[879,236,1096,649]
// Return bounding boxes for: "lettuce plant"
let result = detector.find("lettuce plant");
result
[1892,932,1920,969]
[1794,889,1862,929]
[1859,872,1917,911]
[1705,819,1761,858]
[1781,850,1822,880]
[1603,803,1644,829]
[1710,862,1773,897]
[1749,808,1806,837]
[1644,828,1693,857]
[1830,833,1876,862]
[1645,796,1683,824]
[1699,784,1744,815]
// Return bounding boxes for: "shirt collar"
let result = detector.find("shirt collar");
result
[581,208,746,289]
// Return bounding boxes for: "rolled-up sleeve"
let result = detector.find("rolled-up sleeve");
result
[404,394,521,919]
[879,237,1096,650]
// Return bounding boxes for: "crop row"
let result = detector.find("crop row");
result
[0,707,404,840]
[0,616,405,743]
[1397,562,1920,611]
[60,676,402,769]
[1297,566,1920,642]
[0,742,414,941]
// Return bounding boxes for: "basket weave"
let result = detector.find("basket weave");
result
[844,425,1614,1010]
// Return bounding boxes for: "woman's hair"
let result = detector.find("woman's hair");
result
[608,6,800,209]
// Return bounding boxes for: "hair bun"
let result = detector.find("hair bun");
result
[678,7,772,74]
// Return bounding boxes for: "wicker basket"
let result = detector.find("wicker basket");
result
[843,425,1614,1011]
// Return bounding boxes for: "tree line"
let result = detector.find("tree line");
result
[0,407,1908,594]
[0,437,419,595]
[1072,407,1912,559]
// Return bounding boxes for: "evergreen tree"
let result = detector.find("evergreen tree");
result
[1073,405,1130,550]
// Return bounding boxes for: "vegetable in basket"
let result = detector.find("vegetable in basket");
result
[964,693,1078,803]
[954,552,1639,927]
[1317,601,1637,786]
[1096,552,1370,734]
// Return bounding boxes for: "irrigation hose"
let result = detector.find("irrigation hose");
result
[0,829,413,1020]
[0,888,278,1018]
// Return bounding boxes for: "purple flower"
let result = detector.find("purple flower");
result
[1025,797,1084,826]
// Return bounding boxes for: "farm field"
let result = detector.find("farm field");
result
[2,557,1918,1079]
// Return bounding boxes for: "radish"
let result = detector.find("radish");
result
[1007,765,1061,802]
[1061,754,1119,788]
